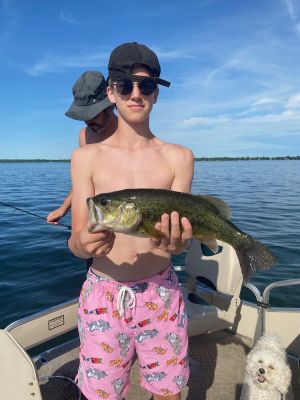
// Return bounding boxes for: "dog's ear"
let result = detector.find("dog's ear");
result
[274,360,292,394]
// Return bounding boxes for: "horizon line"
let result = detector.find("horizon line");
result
[0,156,300,162]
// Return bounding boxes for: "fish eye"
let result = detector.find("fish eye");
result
[100,197,108,206]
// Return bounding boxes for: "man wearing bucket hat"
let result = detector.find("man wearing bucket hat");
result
[47,71,117,224]
[69,43,193,400]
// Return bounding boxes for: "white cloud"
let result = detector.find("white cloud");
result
[251,98,277,107]
[286,93,300,108]
[181,109,300,130]
[25,50,109,76]
[58,11,82,26]
[153,48,196,61]
[182,115,231,127]
[282,0,297,20]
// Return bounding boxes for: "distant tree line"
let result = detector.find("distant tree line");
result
[1,156,300,162]
[194,156,300,161]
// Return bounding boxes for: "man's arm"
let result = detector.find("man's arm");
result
[68,147,115,259]
[47,190,72,224]
[151,146,194,254]
[47,128,87,225]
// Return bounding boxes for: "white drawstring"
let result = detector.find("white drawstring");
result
[117,286,136,317]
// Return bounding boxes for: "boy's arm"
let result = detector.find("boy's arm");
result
[68,147,115,259]
[151,146,194,254]
[47,190,72,224]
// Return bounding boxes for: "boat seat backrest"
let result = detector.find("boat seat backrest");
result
[185,239,243,296]
[0,329,42,399]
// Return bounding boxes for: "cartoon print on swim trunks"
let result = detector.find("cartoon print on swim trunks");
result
[144,371,166,382]
[165,332,181,355]
[100,342,114,353]
[140,361,160,370]
[166,356,178,365]
[160,389,174,396]
[109,357,122,367]
[173,374,186,389]
[105,290,114,302]
[152,346,167,355]
[177,312,187,328]
[165,269,177,286]
[144,301,158,310]
[112,377,125,398]
[87,319,111,333]
[116,332,131,357]
[78,315,85,346]
[93,274,109,284]
[95,389,109,398]
[130,282,149,293]
[157,309,169,322]
[81,282,93,307]
[156,285,172,309]
[86,367,107,380]
[135,329,158,343]
[178,356,189,367]
[77,364,83,388]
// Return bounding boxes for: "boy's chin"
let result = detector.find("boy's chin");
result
[124,113,150,124]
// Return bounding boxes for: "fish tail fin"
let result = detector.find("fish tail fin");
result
[235,237,277,282]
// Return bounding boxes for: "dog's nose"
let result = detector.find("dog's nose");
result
[258,368,265,374]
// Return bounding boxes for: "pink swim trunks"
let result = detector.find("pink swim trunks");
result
[77,266,189,399]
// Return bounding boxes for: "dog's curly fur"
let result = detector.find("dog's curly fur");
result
[240,334,292,400]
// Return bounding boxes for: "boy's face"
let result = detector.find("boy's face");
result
[107,67,158,124]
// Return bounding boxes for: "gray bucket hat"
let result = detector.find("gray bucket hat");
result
[65,71,112,121]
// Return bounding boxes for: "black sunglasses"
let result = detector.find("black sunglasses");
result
[113,77,157,96]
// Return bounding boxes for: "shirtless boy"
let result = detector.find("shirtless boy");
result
[47,71,117,224]
[68,43,194,400]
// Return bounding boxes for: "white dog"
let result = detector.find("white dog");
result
[240,334,292,400]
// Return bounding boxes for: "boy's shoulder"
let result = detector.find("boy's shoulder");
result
[71,142,101,164]
[160,142,194,161]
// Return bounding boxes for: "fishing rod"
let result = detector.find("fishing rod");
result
[0,201,71,229]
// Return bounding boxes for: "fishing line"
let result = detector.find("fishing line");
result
[0,201,71,229]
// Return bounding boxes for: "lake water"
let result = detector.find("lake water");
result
[0,160,299,328]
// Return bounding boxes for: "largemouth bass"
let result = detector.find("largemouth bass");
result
[87,188,277,281]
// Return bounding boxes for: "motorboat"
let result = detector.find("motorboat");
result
[1,240,299,399]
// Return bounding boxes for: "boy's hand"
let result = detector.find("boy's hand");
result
[76,228,116,257]
[150,211,193,254]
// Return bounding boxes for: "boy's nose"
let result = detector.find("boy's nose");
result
[131,83,142,99]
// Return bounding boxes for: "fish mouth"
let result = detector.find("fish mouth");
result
[87,198,105,233]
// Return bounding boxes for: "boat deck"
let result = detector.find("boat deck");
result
[37,330,298,399]
[37,330,251,400]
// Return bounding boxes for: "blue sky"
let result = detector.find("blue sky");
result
[1,0,300,158]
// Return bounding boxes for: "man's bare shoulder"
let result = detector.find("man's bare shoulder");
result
[78,128,87,147]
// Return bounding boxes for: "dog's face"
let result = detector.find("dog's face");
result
[246,350,276,389]
[246,349,291,394]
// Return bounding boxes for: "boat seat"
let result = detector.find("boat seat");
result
[0,329,42,400]
[179,239,243,336]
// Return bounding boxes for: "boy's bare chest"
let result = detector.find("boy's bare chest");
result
[92,149,174,193]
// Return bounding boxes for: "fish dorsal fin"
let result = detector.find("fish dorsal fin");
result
[196,195,231,220]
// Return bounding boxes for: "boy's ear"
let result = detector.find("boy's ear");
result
[107,86,116,103]
[153,87,159,104]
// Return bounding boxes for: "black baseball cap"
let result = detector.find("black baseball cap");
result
[108,42,170,87]
[65,71,112,121]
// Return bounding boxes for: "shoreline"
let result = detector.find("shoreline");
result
[0,156,299,163]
